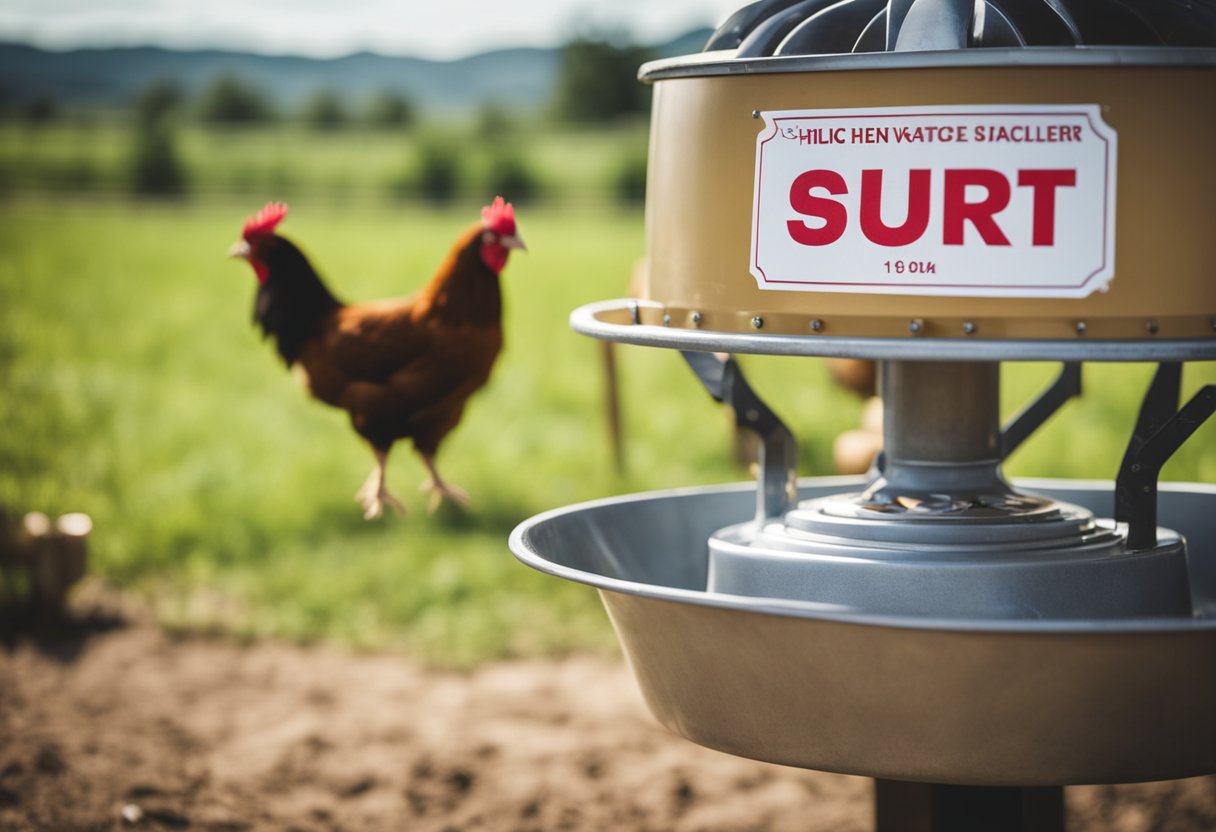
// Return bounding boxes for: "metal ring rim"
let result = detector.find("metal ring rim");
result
[570,300,1216,362]
[509,477,1216,635]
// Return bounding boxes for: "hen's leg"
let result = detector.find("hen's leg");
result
[418,453,469,514]
[355,448,406,520]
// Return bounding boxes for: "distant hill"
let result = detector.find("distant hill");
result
[0,28,714,115]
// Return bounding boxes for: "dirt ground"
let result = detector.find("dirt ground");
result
[1,587,1214,832]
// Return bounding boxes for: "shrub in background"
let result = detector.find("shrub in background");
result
[474,102,515,141]
[129,123,188,197]
[612,149,648,205]
[21,93,58,125]
[128,78,189,196]
[485,149,539,204]
[301,90,349,131]
[198,75,275,125]
[399,133,463,203]
[552,32,654,124]
[365,91,416,129]
[135,79,185,126]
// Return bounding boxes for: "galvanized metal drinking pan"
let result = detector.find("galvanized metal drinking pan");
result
[510,477,1216,786]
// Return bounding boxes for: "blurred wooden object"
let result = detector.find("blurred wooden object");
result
[0,510,92,618]
[861,395,883,435]
[833,396,884,475]
[599,258,653,475]
[826,359,882,476]
[827,358,878,399]
[0,509,19,603]
[601,340,625,474]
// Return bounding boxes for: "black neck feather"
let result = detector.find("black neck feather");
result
[252,236,342,366]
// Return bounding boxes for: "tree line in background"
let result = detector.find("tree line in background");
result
[0,32,652,203]
[158,77,419,130]
[1,75,418,131]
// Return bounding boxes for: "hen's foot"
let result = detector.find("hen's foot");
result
[355,469,406,520]
[420,479,470,515]
[356,486,406,520]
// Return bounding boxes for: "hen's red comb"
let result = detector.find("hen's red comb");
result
[243,202,288,240]
[480,196,516,236]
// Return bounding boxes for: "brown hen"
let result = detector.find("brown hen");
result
[229,199,524,519]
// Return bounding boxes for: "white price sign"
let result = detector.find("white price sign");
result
[749,105,1117,298]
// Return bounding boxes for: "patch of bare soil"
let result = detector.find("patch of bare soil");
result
[0,588,1212,832]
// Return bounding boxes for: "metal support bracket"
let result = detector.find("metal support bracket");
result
[1000,362,1082,459]
[1116,363,1216,550]
[681,351,798,523]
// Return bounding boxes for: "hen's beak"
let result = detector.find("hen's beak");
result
[228,239,251,259]
[500,233,527,252]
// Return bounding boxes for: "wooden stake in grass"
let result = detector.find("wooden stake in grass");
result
[601,340,625,475]
[21,512,91,618]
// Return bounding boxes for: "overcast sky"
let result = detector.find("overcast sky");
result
[0,0,742,59]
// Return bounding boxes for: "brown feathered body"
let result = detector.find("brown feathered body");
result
[252,224,502,458]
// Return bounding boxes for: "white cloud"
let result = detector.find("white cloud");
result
[0,0,741,58]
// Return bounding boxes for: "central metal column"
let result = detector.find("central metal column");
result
[875,780,1065,832]
[878,361,1007,496]
[882,361,1001,465]
[873,362,1068,832]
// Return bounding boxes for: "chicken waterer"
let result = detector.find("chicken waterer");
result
[511,3,1216,829]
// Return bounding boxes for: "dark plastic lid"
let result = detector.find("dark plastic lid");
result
[704,0,1216,57]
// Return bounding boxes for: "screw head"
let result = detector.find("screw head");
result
[751,109,761,119]
[809,318,823,332]
[1146,320,1159,335]
[962,321,977,335]
[690,311,703,327]
[908,319,923,335]
[751,316,764,329]
[1075,321,1088,336]
[661,313,672,326]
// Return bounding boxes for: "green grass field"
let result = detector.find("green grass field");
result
[0,120,649,199]
[2,189,1214,665]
